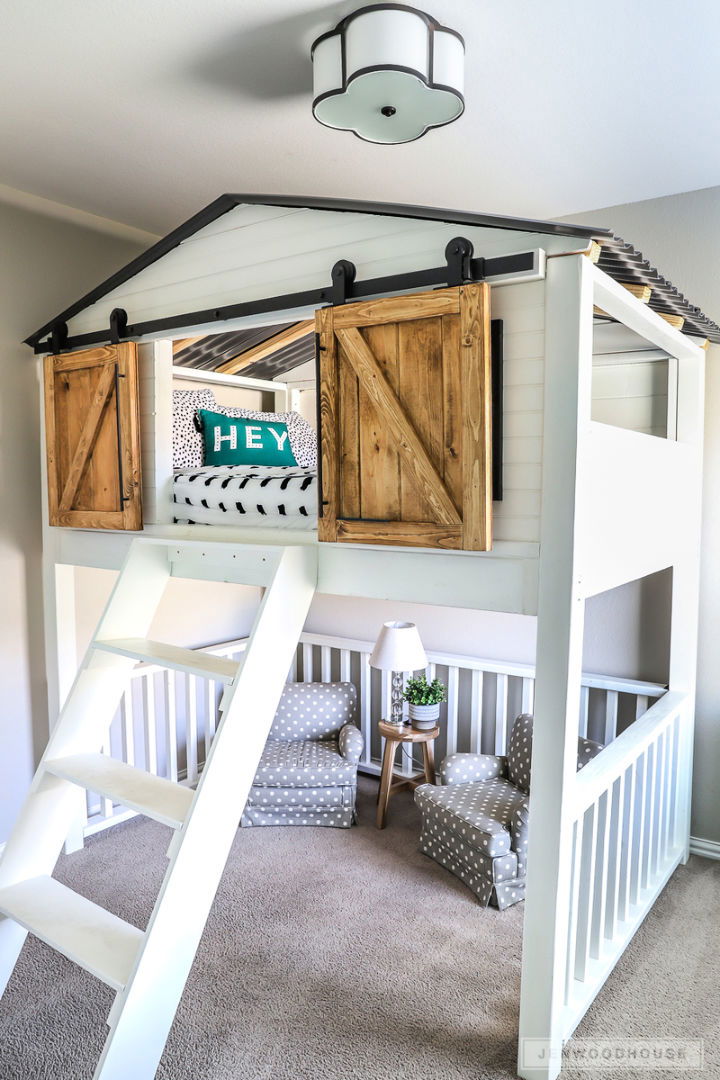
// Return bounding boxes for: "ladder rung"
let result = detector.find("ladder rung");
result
[45,754,194,829]
[0,876,143,990]
[94,638,238,683]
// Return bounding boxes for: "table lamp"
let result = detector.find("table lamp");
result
[369,621,428,728]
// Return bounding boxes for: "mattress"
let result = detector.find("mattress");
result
[172,466,318,529]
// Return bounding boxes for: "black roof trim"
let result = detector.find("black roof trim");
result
[24,194,611,345]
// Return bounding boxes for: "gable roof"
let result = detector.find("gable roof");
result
[25,194,720,349]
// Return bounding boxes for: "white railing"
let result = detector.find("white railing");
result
[561,690,689,1038]
[80,632,665,839]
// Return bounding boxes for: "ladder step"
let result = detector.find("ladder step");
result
[45,754,194,829]
[0,876,143,990]
[94,638,238,683]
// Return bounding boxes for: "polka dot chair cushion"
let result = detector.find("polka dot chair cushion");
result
[253,739,358,787]
[440,752,507,785]
[506,713,534,794]
[415,712,604,909]
[268,682,357,740]
[172,388,216,468]
[243,681,361,830]
[212,406,317,469]
[415,778,525,857]
[507,713,604,795]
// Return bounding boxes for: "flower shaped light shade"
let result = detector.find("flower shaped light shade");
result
[311,5,465,144]
[369,620,428,726]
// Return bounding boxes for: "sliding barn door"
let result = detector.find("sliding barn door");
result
[316,284,492,551]
[44,344,142,530]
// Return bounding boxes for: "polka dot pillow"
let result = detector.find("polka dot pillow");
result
[172,389,216,468]
[212,406,317,469]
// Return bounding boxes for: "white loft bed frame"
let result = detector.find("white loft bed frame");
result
[25,200,707,1080]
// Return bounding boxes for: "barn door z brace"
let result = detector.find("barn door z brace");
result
[35,238,541,355]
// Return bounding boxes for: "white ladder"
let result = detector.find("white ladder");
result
[0,537,317,1079]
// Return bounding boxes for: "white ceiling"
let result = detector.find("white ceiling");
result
[2,0,719,236]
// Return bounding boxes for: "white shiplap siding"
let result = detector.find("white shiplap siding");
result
[492,280,544,544]
[64,203,580,337]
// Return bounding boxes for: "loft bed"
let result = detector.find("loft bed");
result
[5,194,718,1080]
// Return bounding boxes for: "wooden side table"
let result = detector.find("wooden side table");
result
[375,720,439,829]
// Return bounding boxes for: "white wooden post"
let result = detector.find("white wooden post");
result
[518,254,593,1080]
[670,346,704,863]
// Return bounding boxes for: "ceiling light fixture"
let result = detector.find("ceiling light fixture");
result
[311,4,465,144]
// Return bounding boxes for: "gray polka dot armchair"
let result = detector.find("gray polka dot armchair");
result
[241,682,362,828]
[414,714,603,909]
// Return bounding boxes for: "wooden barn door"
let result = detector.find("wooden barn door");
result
[316,284,492,551]
[44,344,142,530]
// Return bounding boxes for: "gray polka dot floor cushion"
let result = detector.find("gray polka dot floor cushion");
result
[242,682,361,829]
[415,713,603,909]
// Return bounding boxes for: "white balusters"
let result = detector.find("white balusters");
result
[321,645,332,682]
[603,690,619,745]
[143,673,157,775]
[446,667,459,756]
[579,685,589,738]
[185,675,198,785]
[470,670,484,754]
[521,676,534,715]
[302,642,314,682]
[165,670,178,784]
[494,674,509,754]
[360,653,372,766]
[567,695,687,1035]
[340,648,351,683]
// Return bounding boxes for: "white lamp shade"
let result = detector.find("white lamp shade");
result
[311,6,465,145]
[369,621,428,672]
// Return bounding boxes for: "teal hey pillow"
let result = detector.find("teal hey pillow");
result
[198,409,298,467]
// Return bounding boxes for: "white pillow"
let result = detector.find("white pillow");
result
[212,406,317,468]
[172,389,216,468]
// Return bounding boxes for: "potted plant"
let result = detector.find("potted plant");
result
[403,674,447,731]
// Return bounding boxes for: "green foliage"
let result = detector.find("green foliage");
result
[403,674,447,706]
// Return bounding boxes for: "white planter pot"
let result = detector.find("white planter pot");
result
[408,703,440,730]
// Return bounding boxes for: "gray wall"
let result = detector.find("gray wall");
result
[0,198,145,844]
[564,185,720,845]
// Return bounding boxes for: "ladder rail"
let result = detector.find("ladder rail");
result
[0,540,171,995]
[92,543,318,1079]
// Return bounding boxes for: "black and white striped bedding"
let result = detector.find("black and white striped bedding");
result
[172,466,318,529]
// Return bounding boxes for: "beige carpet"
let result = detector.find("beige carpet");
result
[0,777,717,1080]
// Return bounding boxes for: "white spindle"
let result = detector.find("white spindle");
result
[121,692,135,768]
[425,662,436,682]
[302,642,314,681]
[630,756,646,906]
[591,791,611,960]
[321,645,332,682]
[340,648,351,683]
[494,674,509,754]
[143,672,157,775]
[205,679,216,758]
[642,742,658,889]
[446,667,459,756]
[653,728,667,871]
[165,670,178,783]
[101,737,113,819]
[521,677,534,714]
[603,690,619,746]
[579,685,590,738]
[605,771,626,940]
[360,653,372,765]
[564,818,582,1006]
[635,694,649,720]
[288,646,298,682]
[574,802,599,981]
[185,675,198,784]
[669,717,677,851]
[619,760,637,922]
[470,670,484,754]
